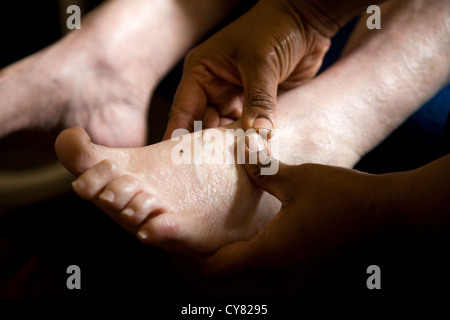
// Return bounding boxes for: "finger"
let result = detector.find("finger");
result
[163,67,208,140]
[202,106,220,129]
[243,132,302,202]
[218,117,235,127]
[241,63,279,131]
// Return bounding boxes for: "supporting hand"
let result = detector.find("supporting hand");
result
[163,0,335,138]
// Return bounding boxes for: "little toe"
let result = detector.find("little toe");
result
[136,214,199,254]
[72,159,124,200]
[97,174,143,211]
[120,192,169,227]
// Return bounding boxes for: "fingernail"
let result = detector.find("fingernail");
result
[72,179,86,191]
[252,117,274,130]
[138,230,148,240]
[99,190,115,202]
[121,208,134,217]
[245,133,267,152]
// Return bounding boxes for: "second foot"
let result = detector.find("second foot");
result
[0,27,157,147]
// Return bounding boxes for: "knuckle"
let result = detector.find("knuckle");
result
[169,107,194,121]
[98,159,116,173]
[247,92,275,112]
[168,108,196,132]
[183,48,199,65]
[183,49,210,75]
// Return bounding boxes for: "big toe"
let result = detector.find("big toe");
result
[55,127,102,175]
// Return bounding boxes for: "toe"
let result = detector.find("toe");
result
[55,127,101,175]
[72,159,123,200]
[137,213,184,247]
[97,174,143,211]
[137,213,222,255]
[136,214,207,254]
[120,192,168,227]
[55,127,132,176]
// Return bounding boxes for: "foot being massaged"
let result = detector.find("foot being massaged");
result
[1,0,449,282]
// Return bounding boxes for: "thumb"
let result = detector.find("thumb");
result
[241,65,278,131]
[243,132,300,202]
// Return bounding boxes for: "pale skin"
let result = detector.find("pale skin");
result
[0,0,241,147]
[55,0,450,256]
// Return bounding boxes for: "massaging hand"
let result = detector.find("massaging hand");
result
[203,135,450,277]
[202,134,387,275]
[163,0,334,138]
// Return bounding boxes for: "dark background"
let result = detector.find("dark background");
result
[0,0,449,307]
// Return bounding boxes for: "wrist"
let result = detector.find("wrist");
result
[383,155,450,232]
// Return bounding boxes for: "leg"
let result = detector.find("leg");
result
[54,79,362,255]
[0,0,241,146]
[55,0,450,256]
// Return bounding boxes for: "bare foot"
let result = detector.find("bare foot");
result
[0,40,152,147]
[55,124,279,255]
[54,77,366,255]
[0,21,155,146]
[0,0,242,147]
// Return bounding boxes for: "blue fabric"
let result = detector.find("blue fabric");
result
[406,84,450,146]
